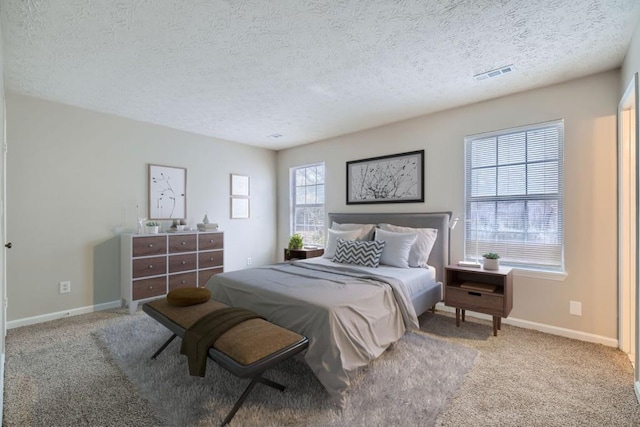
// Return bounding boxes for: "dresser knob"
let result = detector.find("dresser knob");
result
[181,280,186,284]
[210,257,214,261]
[181,241,186,245]
[148,244,154,248]
[148,286,153,290]
[148,265,153,269]
[209,240,214,243]
[181,261,186,265]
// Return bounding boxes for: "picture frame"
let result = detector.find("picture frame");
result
[346,150,424,205]
[148,164,187,219]
[230,197,250,219]
[230,174,250,197]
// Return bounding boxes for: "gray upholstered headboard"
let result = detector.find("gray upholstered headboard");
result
[327,212,452,283]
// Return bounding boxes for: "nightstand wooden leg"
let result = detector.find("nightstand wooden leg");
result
[461,309,465,322]
[498,317,502,330]
[455,308,460,327]
[492,317,498,336]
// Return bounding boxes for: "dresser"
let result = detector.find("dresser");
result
[121,231,223,314]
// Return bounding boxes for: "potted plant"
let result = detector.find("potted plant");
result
[145,221,160,234]
[286,233,304,259]
[482,252,500,270]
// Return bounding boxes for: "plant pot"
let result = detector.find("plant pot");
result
[145,225,159,234]
[483,258,499,270]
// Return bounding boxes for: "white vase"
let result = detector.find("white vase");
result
[145,225,159,234]
[483,258,499,270]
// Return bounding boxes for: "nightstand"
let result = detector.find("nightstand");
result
[284,248,324,261]
[445,265,513,336]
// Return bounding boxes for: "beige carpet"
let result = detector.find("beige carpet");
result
[3,307,640,426]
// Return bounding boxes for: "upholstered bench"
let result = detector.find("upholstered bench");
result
[143,297,309,426]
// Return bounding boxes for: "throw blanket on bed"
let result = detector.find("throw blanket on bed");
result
[206,261,420,407]
[180,307,264,376]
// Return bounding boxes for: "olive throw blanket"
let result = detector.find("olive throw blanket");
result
[180,307,264,376]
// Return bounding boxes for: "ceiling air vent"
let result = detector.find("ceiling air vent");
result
[474,65,515,81]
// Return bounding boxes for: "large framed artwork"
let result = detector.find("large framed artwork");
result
[346,150,424,205]
[148,164,187,219]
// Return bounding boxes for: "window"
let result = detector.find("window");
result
[464,120,564,271]
[291,163,325,246]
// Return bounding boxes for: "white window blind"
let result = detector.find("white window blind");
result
[290,163,325,245]
[464,120,564,271]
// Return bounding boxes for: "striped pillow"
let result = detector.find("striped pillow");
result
[332,238,386,268]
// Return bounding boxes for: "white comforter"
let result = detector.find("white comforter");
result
[206,260,419,407]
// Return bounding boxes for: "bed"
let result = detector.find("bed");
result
[206,212,451,406]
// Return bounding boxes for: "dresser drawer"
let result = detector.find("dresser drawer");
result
[132,276,166,300]
[199,233,223,251]
[132,236,166,257]
[169,253,197,273]
[169,272,198,290]
[133,256,167,278]
[199,267,223,287]
[199,251,223,269]
[168,234,197,253]
[445,287,504,316]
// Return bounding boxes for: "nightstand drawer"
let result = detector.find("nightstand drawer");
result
[446,287,504,315]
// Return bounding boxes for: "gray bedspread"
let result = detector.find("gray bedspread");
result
[206,261,419,407]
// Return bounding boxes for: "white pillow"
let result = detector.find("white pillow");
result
[331,222,376,240]
[323,229,362,258]
[379,223,438,268]
[374,228,417,268]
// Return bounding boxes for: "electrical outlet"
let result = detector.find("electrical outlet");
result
[569,300,582,316]
[246,257,252,266]
[59,281,71,294]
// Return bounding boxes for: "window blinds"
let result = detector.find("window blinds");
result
[291,163,325,245]
[464,120,564,270]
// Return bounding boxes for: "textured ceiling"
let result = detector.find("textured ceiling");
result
[2,0,640,150]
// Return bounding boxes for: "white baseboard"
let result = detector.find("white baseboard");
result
[7,300,122,330]
[0,352,4,420]
[435,303,618,347]
[635,381,640,404]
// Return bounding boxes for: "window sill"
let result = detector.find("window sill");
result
[512,268,568,282]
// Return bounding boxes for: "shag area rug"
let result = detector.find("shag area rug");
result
[96,315,478,426]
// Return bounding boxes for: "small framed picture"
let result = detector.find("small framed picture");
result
[231,174,250,197]
[148,164,187,219]
[231,197,250,219]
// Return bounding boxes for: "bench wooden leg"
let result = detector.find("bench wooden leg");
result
[151,334,178,359]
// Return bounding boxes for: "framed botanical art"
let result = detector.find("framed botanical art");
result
[148,164,187,219]
[346,150,424,205]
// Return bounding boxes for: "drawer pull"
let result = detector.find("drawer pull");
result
[181,241,186,245]
[148,285,153,290]
[181,261,187,265]
[210,257,214,261]
[181,280,186,284]
[148,244,154,248]
[148,265,153,269]
[468,291,481,297]
[209,240,214,243]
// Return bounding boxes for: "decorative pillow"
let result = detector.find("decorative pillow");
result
[379,223,438,268]
[166,287,211,306]
[374,228,417,268]
[323,228,362,258]
[333,239,386,268]
[331,222,376,241]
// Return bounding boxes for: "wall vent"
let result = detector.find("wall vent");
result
[474,65,515,81]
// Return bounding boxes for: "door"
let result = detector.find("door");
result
[619,72,640,402]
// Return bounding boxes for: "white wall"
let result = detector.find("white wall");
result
[622,16,640,93]
[6,93,277,321]
[278,70,619,340]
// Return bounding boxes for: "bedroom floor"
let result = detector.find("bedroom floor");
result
[3,308,639,426]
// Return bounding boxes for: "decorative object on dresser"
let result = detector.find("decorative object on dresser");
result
[121,231,223,314]
[148,164,187,220]
[145,221,160,234]
[284,247,324,261]
[346,150,424,205]
[445,265,512,336]
[482,252,500,270]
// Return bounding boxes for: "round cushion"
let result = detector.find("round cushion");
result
[166,287,211,307]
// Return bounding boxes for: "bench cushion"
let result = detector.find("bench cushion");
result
[145,298,304,366]
[166,287,211,306]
